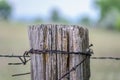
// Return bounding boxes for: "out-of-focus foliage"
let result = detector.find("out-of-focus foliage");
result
[0,0,12,20]
[50,9,60,22]
[115,16,120,31]
[79,16,92,25]
[94,0,120,20]
[50,9,69,24]
[94,0,120,31]
[98,10,119,30]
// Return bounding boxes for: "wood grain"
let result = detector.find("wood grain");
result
[28,24,90,80]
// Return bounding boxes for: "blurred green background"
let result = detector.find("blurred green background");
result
[0,0,120,80]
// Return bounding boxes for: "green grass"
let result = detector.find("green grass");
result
[0,21,120,80]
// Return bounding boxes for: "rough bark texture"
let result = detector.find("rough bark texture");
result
[28,24,90,80]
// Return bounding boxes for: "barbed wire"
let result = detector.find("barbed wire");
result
[58,56,88,80]
[12,72,30,77]
[0,54,30,65]
[1,54,120,60]
[1,54,120,78]
[8,56,120,79]
[0,44,120,79]
[91,57,120,60]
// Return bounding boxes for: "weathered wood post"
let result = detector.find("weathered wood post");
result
[28,24,90,80]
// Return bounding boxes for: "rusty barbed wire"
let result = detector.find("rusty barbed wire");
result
[58,56,88,80]
[0,44,120,78]
[91,56,120,60]
[12,72,30,77]
[0,54,30,65]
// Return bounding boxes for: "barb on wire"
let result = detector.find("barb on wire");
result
[0,53,30,65]
[8,59,31,65]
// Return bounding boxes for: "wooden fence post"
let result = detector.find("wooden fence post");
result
[28,24,90,80]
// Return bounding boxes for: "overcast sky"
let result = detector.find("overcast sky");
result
[7,0,99,21]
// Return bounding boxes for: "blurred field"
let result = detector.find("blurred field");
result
[89,28,120,80]
[0,21,30,80]
[0,21,120,80]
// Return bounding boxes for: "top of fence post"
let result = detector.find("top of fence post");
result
[28,24,90,80]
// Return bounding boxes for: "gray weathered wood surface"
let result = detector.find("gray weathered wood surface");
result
[28,24,90,80]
